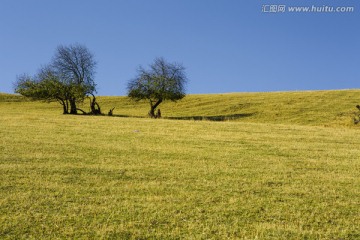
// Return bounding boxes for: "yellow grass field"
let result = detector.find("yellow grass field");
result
[1,90,359,239]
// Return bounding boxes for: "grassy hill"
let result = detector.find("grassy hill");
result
[1,90,360,239]
[96,89,360,127]
[2,89,359,127]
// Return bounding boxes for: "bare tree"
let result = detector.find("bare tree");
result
[127,57,187,118]
[52,44,98,114]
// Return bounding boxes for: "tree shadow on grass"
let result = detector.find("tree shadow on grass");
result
[79,113,256,121]
[110,114,146,118]
[165,113,256,121]
[111,114,132,118]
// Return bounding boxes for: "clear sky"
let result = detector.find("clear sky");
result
[1,0,359,96]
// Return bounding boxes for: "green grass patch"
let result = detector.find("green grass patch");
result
[1,90,360,239]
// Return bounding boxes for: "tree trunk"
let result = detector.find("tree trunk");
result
[69,99,77,114]
[66,100,69,114]
[149,99,162,118]
[62,101,68,114]
[57,98,68,114]
[89,94,101,115]
[149,107,156,118]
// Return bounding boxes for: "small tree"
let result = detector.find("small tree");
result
[127,57,187,118]
[15,67,71,114]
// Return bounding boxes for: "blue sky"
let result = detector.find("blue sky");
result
[0,0,359,95]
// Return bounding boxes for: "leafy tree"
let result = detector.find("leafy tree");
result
[127,57,187,118]
[15,66,71,114]
[14,44,101,115]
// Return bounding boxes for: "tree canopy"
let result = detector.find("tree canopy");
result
[127,57,187,118]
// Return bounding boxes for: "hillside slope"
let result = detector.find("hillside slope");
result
[1,90,360,127]
[98,89,360,127]
[1,90,360,238]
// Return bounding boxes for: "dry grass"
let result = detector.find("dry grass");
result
[1,91,360,239]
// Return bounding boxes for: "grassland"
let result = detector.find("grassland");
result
[1,90,360,239]
[94,89,359,127]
